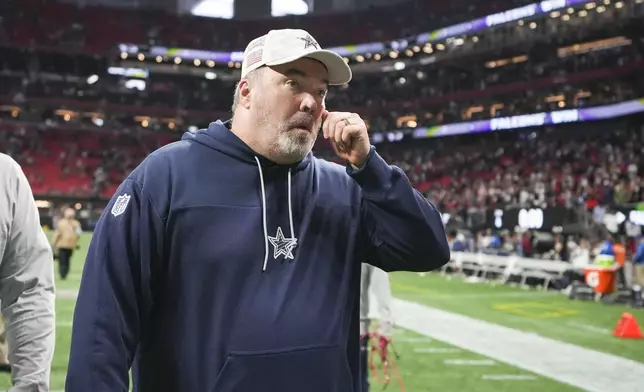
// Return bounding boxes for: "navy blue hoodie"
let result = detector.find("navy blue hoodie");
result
[66,120,449,392]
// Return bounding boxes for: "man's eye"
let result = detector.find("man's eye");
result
[318,90,328,98]
[287,80,299,88]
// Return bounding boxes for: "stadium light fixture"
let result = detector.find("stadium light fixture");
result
[87,75,99,85]
[191,0,233,19]
[393,62,405,71]
[272,0,308,16]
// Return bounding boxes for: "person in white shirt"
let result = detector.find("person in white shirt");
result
[0,153,55,391]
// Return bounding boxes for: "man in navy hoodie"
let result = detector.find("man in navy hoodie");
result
[66,28,450,392]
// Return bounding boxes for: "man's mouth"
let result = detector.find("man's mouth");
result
[291,124,313,132]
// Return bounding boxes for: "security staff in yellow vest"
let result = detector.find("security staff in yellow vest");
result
[51,207,81,280]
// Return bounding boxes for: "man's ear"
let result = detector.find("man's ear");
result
[239,79,253,110]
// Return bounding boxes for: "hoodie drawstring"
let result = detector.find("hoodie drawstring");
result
[255,156,296,272]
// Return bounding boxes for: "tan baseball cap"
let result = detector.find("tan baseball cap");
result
[241,29,352,86]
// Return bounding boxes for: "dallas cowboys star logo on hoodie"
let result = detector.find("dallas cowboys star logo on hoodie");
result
[268,227,298,260]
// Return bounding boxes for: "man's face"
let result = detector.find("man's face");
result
[250,57,329,163]
[64,208,75,219]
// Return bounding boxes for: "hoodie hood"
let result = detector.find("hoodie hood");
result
[181,120,312,172]
[181,119,312,272]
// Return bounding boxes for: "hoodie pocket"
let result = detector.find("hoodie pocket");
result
[209,344,353,392]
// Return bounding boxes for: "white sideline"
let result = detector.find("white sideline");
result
[393,298,644,392]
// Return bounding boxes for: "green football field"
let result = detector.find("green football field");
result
[1,232,642,391]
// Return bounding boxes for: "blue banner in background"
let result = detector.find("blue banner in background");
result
[370,98,644,143]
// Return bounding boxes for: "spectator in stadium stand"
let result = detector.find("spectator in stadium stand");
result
[65,28,450,392]
[0,153,55,390]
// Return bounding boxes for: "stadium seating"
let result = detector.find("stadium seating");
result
[1,0,532,52]
[0,122,175,197]
[2,114,642,215]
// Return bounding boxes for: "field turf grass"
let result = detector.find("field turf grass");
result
[1,232,641,391]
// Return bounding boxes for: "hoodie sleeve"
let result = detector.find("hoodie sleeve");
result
[348,146,450,272]
[66,178,164,391]
[0,156,55,391]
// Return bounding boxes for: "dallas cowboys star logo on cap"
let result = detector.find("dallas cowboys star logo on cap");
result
[298,35,319,50]
[268,227,298,260]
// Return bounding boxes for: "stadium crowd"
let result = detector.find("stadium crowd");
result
[2,117,642,216]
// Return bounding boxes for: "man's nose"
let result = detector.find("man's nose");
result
[300,93,320,115]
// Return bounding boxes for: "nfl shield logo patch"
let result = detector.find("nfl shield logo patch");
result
[111,193,131,217]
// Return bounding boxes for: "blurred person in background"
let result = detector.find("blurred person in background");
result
[51,207,81,280]
[633,234,644,307]
[594,234,616,267]
[450,230,469,252]
[360,264,394,392]
[613,237,627,288]
[557,238,591,293]
[66,29,450,392]
[0,153,56,391]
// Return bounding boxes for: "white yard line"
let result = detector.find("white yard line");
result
[393,299,644,392]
